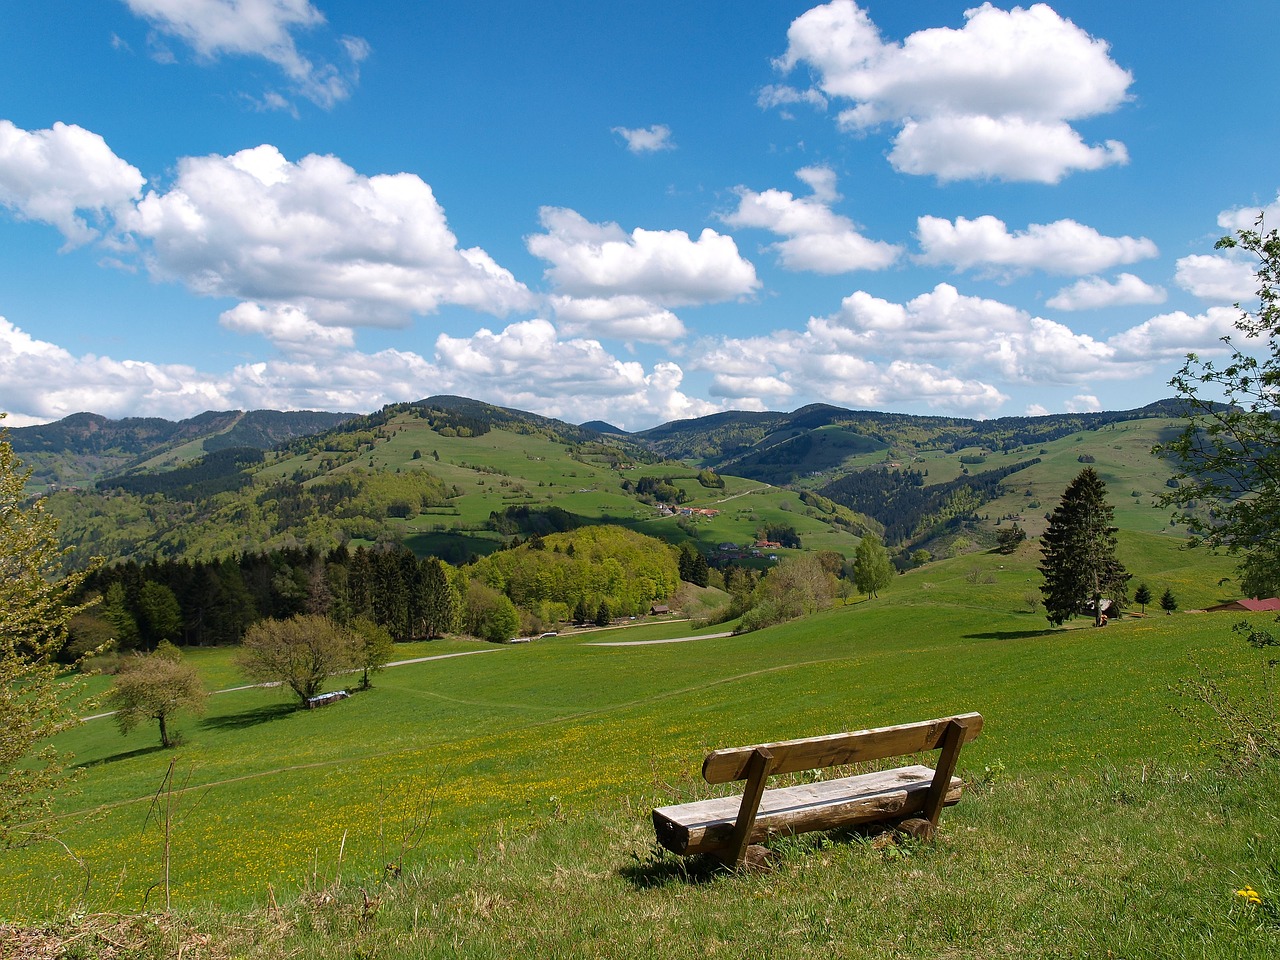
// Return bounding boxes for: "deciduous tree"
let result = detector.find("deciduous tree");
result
[1040,468,1130,626]
[1,420,97,843]
[236,614,361,705]
[852,533,894,599]
[107,644,207,748]
[1161,220,1280,597]
[351,618,395,689]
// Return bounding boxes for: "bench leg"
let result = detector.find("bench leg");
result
[921,718,967,830]
[717,747,776,869]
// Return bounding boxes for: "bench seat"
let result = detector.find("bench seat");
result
[653,763,963,856]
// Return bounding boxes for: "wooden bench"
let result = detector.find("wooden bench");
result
[652,712,983,868]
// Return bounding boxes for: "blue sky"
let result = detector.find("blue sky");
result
[2,1,1279,430]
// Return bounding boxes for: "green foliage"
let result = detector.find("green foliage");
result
[758,522,801,548]
[106,649,207,748]
[137,581,182,645]
[852,533,894,599]
[1040,469,1130,626]
[695,467,725,489]
[471,525,679,621]
[677,543,710,587]
[1161,221,1280,596]
[738,553,835,631]
[417,557,462,638]
[0,422,97,843]
[351,618,396,690]
[821,459,1039,547]
[995,523,1027,555]
[236,614,361,704]
[1160,588,1178,613]
[1134,582,1152,613]
[97,447,263,501]
[463,581,520,642]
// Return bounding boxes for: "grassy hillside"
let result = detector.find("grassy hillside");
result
[27,395,1206,585]
[44,406,867,568]
[5,534,1276,957]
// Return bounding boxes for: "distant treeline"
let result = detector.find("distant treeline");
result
[73,545,464,651]
[68,524,684,655]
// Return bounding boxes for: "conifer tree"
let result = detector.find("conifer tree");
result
[1133,582,1153,614]
[1040,468,1130,626]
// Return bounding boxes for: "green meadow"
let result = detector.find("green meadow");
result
[6,530,1279,957]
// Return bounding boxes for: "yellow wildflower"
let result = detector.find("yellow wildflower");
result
[1236,886,1263,906]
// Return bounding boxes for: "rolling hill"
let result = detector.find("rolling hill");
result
[19,395,1197,573]
[8,408,356,492]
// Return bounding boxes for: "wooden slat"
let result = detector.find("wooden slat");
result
[700,713,984,784]
[653,764,963,856]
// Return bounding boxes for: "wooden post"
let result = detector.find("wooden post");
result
[921,718,967,829]
[720,747,776,868]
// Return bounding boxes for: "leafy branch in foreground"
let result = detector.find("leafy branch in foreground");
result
[0,417,98,844]
[1160,220,1280,598]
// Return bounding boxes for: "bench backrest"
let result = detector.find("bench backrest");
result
[701,712,983,784]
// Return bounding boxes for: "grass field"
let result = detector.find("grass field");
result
[5,530,1279,957]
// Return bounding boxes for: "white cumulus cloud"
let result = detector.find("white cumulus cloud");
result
[723,166,901,273]
[0,120,145,247]
[432,320,717,428]
[1065,394,1102,413]
[611,124,675,153]
[0,312,717,431]
[1217,194,1280,233]
[219,301,355,356]
[1106,307,1240,362]
[916,215,1156,276]
[548,295,685,342]
[526,206,759,305]
[686,280,1247,420]
[122,0,368,107]
[774,1,1133,182]
[125,143,533,327]
[1174,254,1256,302]
[0,315,232,422]
[1047,273,1167,311]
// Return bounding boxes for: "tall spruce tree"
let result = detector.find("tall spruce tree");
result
[1040,468,1130,626]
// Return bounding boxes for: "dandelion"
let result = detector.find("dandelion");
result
[1236,886,1263,906]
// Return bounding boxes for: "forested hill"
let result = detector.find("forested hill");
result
[9,408,356,491]
[19,393,1194,571]
[634,398,1188,484]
